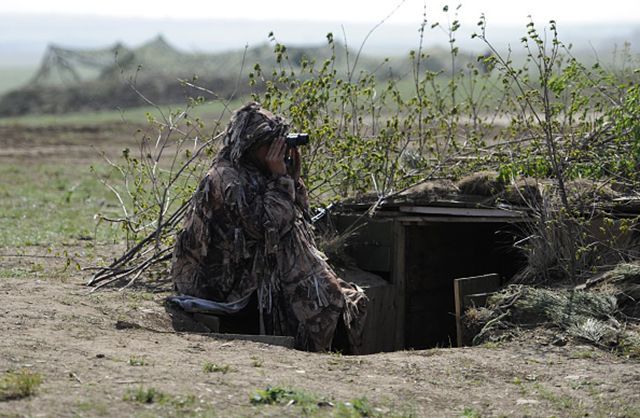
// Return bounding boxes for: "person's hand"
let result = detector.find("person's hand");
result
[265,137,287,177]
[287,146,302,181]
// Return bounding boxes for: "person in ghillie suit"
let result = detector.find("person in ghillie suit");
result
[171,102,367,352]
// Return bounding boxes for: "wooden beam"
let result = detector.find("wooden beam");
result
[454,273,501,347]
[399,205,526,218]
[396,216,529,224]
[392,221,406,350]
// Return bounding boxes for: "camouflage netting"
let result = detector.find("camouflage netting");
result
[586,262,640,318]
[466,264,640,356]
[1,35,429,116]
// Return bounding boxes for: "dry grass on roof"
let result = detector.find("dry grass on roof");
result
[456,171,504,196]
[398,179,459,198]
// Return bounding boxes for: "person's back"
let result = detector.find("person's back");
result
[171,102,367,352]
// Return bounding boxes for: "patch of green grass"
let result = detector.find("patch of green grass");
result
[335,397,376,417]
[0,260,50,279]
[123,386,197,412]
[0,266,32,278]
[250,386,320,414]
[202,362,231,374]
[0,369,43,401]
[0,162,121,248]
[569,349,598,359]
[249,386,309,405]
[459,407,481,418]
[123,386,167,404]
[128,357,147,366]
[533,383,578,411]
[76,400,109,416]
[250,356,263,367]
[166,394,197,410]
[510,376,529,396]
[615,405,640,417]
[568,379,600,391]
[250,387,382,417]
[618,332,640,358]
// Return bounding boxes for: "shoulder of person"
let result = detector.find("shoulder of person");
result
[206,163,241,185]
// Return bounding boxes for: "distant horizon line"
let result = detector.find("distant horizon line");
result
[2,11,639,27]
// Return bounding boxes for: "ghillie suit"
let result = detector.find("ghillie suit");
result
[171,102,367,352]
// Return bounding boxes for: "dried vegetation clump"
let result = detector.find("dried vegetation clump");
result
[586,262,640,318]
[454,172,544,207]
[0,369,42,401]
[456,171,504,196]
[398,179,460,200]
[467,267,640,356]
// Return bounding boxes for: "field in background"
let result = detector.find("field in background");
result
[0,162,117,249]
[0,97,246,126]
[0,123,133,250]
[0,66,35,94]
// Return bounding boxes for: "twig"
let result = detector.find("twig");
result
[87,201,188,286]
[68,372,82,384]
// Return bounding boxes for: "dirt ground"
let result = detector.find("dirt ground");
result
[1,272,639,417]
[1,123,639,417]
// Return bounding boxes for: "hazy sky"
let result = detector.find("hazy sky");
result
[2,0,639,25]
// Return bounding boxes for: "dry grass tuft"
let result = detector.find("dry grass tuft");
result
[398,179,459,199]
[565,179,620,206]
[502,177,542,206]
[0,369,42,401]
[316,230,358,268]
[456,171,504,196]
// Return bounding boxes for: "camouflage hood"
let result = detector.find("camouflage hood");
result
[218,102,289,165]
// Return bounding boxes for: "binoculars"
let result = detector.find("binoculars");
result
[285,133,309,147]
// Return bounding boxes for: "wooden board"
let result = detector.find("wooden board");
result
[335,216,395,273]
[399,205,526,218]
[454,273,501,347]
[392,221,406,350]
[339,267,397,354]
[192,313,220,333]
[350,245,392,272]
[397,215,529,224]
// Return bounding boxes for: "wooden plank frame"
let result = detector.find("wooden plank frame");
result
[454,273,501,347]
[399,205,526,218]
